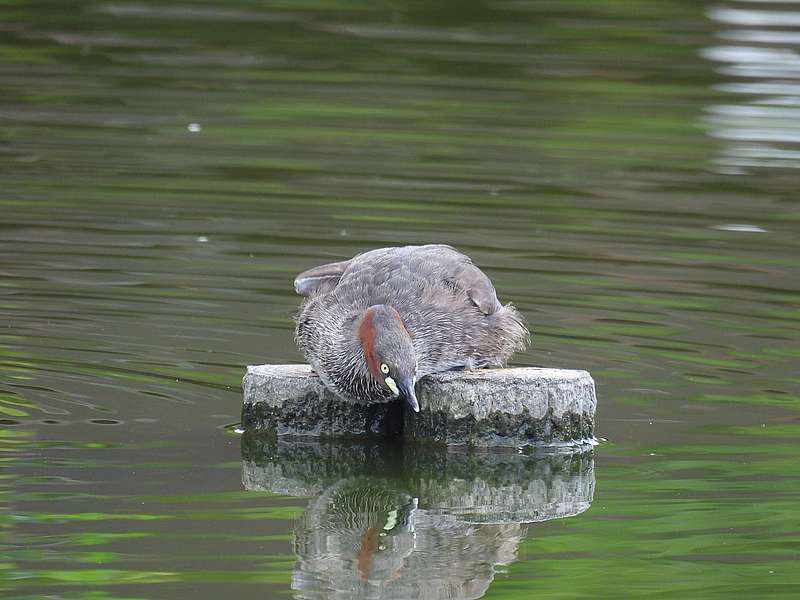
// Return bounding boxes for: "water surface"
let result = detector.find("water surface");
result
[1,0,799,598]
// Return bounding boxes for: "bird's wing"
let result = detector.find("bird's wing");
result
[293,259,351,296]
[414,245,503,315]
[447,261,503,315]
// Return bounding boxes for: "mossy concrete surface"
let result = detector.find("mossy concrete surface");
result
[242,364,596,447]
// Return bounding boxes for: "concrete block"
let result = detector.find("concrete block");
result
[242,364,596,447]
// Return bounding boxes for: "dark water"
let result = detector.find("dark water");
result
[2,0,799,598]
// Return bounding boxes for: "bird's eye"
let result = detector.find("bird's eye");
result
[380,363,390,374]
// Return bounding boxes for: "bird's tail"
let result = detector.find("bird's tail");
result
[488,303,530,366]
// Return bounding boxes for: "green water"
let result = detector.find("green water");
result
[1,0,799,598]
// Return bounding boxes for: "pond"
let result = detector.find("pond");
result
[1,0,799,598]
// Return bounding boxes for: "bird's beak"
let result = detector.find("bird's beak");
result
[398,377,419,413]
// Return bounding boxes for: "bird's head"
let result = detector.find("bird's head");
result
[358,305,419,412]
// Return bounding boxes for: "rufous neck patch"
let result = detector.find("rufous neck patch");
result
[358,308,381,378]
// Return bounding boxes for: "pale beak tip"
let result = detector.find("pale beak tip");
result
[401,381,420,413]
[407,395,420,413]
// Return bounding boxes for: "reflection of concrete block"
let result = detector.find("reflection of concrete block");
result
[241,436,595,525]
[241,437,595,600]
[242,364,596,447]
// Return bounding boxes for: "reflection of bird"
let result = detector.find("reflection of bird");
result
[291,478,527,600]
[294,245,528,412]
[293,478,417,594]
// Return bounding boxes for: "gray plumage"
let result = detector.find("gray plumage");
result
[293,244,529,411]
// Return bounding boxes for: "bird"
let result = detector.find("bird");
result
[293,244,529,413]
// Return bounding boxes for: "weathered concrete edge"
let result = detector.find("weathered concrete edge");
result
[244,364,596,417]
[417,367,596,421]
[242,364,597,446]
